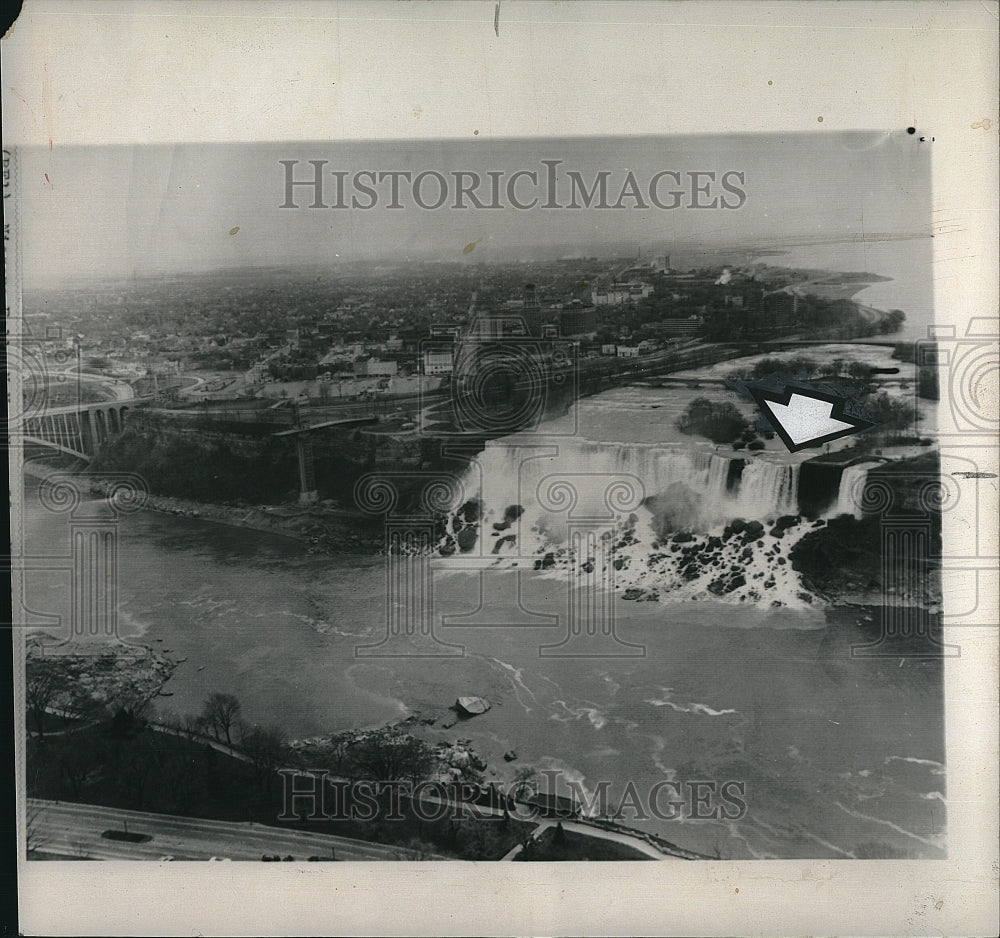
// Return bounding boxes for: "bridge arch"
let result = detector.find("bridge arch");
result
[94,409,108,444]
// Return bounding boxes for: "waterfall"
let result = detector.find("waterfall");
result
[733,459,798,520]
[453,438,802,554]
[829,462,881,519]
[445,437,821,609]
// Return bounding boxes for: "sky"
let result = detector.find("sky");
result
[17,132,931,287]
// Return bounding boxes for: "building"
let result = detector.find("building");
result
[466,311,537,340]
[472,283,543,337]
[648,317,701,338]
[422,350,454,375]
[557,303,598,337]
[616,345,641,358]
[354,358,399,377]
[591,282,654,306]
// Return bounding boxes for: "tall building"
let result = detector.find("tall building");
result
[558,304,598,337]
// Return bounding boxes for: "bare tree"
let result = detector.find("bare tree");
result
[25,799,49,857]
[240,722,290,795]
[200,692,242,746]
[25,659,59,740]
[309,735,352,778]
[56,742,98,799]
[349,728,434,784]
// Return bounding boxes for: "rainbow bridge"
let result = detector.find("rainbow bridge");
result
[20,400,137,461]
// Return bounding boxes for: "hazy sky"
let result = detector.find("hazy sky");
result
[18,132,930,287]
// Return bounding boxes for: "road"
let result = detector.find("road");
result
[28,799,423,861]
[499,819,681,861]
[58,367,136,401]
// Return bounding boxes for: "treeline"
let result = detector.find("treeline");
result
[700,293,906,343]
[676,355,923,450]
[26,676,531,859]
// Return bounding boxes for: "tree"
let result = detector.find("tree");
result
[25,797,49,857]
[677,398,750,445]
[240,722,290,798]
[310,735,353,778]
[863,392,917,432]
[25,658,60,740]
[348,728,434,784]
[200,692,242,746]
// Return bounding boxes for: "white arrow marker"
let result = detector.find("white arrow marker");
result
[763,394,857,446]
[750,386,874,452]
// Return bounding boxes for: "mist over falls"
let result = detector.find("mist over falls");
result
[458,439,803,538]
[438,438,860,607]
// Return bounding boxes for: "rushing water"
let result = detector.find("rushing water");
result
[457,440,802,553]
[23,476,945,860]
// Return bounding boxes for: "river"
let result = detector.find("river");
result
[23,477,945,861]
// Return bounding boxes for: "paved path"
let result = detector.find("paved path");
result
[27,799,424,861]
[499,818,682,861]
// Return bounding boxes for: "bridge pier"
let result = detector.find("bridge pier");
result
[296,435,318,504]
[291,400,319,504]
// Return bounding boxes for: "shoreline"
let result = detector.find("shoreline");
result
[22,461,383,552]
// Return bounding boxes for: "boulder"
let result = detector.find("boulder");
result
[503,750,518,762]
[454,696,491,717]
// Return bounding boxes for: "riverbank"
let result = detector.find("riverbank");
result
[131,493,384,554]
[22,461,383,553]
